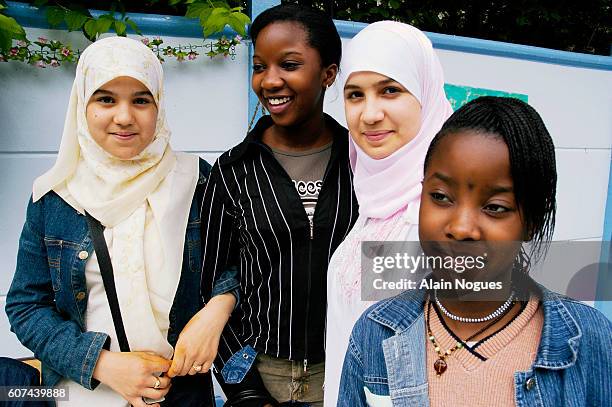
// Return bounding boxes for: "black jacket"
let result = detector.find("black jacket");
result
[200,114,358,398]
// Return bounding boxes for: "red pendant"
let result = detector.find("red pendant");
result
[434,358,447,376]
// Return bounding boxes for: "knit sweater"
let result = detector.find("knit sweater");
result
[427,298,543,407]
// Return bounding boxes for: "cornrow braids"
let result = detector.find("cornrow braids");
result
[424,96,557,266]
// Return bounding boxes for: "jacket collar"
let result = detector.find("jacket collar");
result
[219,113,348,166]
[367,289,427,333]
[367,286,582,370]
[532,288,582,369]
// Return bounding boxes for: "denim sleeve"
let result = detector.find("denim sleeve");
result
[210,265,240,307]
[5,197,109,390]
[338,334,368,406]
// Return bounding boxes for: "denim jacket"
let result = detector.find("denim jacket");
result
[5,159,239,393]
[339,287,612,406]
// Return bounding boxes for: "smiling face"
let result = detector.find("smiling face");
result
[85,76,158,160]
[344,71,422,159]
[419,131,526,280]
[251,21,337,128]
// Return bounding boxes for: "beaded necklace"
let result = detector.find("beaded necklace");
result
[434,289,515,323]
[426,300,511,377]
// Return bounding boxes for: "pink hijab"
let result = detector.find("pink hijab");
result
[341,21,453,219]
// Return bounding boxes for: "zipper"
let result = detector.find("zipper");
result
[304,217,314,372]
[256,137,337,373]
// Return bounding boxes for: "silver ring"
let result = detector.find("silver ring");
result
[153,377,161,389]
[192,364,203,372]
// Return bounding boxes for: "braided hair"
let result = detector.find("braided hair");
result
[424,96,557,266]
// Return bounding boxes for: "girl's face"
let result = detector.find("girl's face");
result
[344,71,421,159]
[252,21,337,128]
[419,131,526,277]
[86,76,157,159]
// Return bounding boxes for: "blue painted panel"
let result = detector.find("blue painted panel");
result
[595,161,612,320]
[8,1,611,71]
[334,20,612,71]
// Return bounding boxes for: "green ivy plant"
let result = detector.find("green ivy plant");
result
[0,0,250,66]
[0,0,26,50]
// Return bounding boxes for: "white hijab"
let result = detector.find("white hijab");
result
[33,36,176,225]
[340,21,453,219]
[32,36,198,359]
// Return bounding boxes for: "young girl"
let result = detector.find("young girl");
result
[324,21,452,406]
[5,36,221,406]
[338,96,611,406]
[170,4,358,406]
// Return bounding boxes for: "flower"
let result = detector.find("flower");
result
[176,53,185,62]
[141,37,150,46]
[49,59,60,67]
[10,47,18,56]
[35,60,46,68]
[37,36,48,44]
[188,51,198,60]
[60,47,71,57]
[17,40,27,47]
[235,35,242,41]
[0,54,6,63]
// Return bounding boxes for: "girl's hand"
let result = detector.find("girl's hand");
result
[92,350,172,407]
[168,292,236,377]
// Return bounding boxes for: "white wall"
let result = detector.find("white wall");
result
[2,27,611,357]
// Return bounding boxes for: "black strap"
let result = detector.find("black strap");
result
[223,389,278,407]
[85,212,131,352]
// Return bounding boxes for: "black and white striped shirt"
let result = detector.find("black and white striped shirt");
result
[200,114,358,370]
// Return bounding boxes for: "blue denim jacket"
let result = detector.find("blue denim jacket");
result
[5,161,239,392]
[339,287,612,406]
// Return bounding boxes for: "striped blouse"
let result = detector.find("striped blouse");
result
[200,114,358,371]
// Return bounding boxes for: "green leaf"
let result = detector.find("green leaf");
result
[125,18,141,35]
[198,7,213,24]
[203,19,225,37]
[168,0,183,5]
[0,13,26,38]
[0,14,25,51]
[95,16,113,34]
[228,14,246,36]
[389,0,400,9]
[186,3,209,18]
[211,7,230,18]
[46,6,66,27]
[65,10,89,31]
[33,0,49,8]
[211,1,230,8]
[0,4,6,11]
[233,12,250,26]
[84,18,97,39]
[0,29,11,51]
[114,20,126,36]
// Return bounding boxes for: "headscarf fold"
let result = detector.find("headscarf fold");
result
[33,36,176,226]
[340,21,453,219]
[31,36,198,360]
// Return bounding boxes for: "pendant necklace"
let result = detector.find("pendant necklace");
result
[426,299,512,377]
